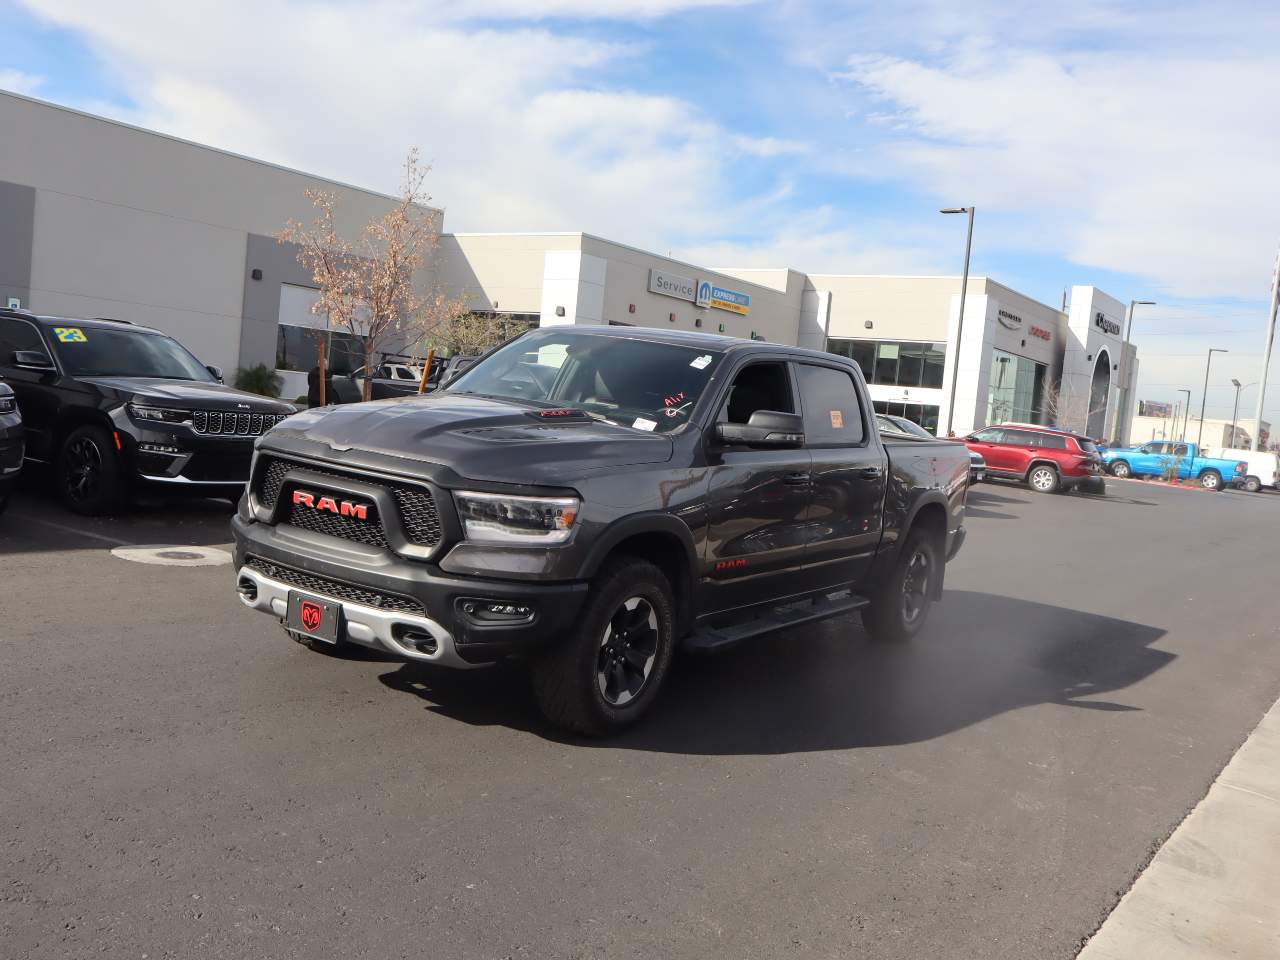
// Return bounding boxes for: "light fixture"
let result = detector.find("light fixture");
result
[250,269,262,281]
[555,306,565,317]
[628,304,636,314]
[669,313,676,322]
[864,320,873,329]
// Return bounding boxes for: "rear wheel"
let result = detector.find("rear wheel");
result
[1244,476,1262,493]
[58,425,125,515]
[862,527,941,643]
[1199,469,1222,491]
[1110,460,1132,479]
[1028,464,1061,494]
[531,556,675,736]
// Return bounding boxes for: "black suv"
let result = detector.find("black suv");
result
[232,325,968,734]
[0,310,295,514]
[0,378,21,514]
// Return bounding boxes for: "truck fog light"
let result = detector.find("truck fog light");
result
[458,598,534,624]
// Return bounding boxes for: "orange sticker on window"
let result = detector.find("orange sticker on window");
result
[830,410,844,429]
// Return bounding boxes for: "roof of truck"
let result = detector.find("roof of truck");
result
[540,324,845,364]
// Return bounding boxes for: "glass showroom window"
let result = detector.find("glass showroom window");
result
[828,339,947,389]
[276,324,368,374]
[872,400,942,434]
[986,349,1046,424]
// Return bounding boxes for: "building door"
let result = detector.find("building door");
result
[1087,351,1111,439]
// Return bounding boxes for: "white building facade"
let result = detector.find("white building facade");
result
[1,90,1139,438]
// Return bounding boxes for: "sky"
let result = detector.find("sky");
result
[3,0,1279,421]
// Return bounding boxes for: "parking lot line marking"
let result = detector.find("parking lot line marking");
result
[24,515,132,547]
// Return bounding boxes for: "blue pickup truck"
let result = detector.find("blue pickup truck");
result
[1101,441,1246,490]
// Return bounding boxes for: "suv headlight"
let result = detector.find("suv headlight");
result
[454,491,579,545]
[127,403,193,425]
[0,396,15,414]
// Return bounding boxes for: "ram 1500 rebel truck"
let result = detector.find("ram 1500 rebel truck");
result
[231,326,969,734]
[1102,440,1246,490]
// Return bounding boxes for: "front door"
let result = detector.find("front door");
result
[968,427,1012,473]
[0,316,61,459]
[794,361,887,589]
[702,359,813,615]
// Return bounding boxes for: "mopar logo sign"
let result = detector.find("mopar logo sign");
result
[696,280,712,308]
[648,269,696,303]
[1094,311,1121,336]
[698,281,750,315]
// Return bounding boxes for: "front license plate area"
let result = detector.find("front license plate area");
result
[287,591,341,644]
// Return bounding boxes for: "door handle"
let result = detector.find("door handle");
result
[856,467,884,480]
[783,473,810,486]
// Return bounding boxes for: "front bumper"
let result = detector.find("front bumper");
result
[231,515,589,666]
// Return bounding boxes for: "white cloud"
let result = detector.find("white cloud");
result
[0,69,45,95]
[835,38,1280,301]
[445,0,755,17]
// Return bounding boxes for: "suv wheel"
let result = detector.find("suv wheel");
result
[862,526,941,643]
[1028,464,1061,494]
[531,556,675,736]
[59,425,125,515]
[1199,469,1222,491]
[1110,460,1132,479]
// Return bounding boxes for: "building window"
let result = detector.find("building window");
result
[986,348,1046,425]
[828,338,947,389]
[872,400,942,435]
[276,324,368,374]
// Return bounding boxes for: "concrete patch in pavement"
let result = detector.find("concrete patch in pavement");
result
[110,544,233,566]
[1078,695,1280,959]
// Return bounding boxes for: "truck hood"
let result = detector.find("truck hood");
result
[268,392,675,485]
[80,377,295,412]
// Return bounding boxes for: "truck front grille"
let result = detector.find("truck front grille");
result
[193,410,290,437]
[255,456,442,549]
[243,555,425,616]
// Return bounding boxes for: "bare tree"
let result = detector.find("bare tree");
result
[425,312,531,358]
[1041,379,1108,436]
[279,149,469,401]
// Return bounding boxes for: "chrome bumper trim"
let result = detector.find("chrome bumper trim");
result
[235,566,480,669]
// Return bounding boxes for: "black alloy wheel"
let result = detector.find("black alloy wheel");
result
[862,526,941,643]
[596,597,660,707]
[900,547,931,628]
[59,425,124,515]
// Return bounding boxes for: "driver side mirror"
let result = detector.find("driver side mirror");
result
[205,364,224,383]
[715,410,804,448]
[12,350,56,373]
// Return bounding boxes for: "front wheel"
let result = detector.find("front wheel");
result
[531,557,675,736]
[1028,464,1061,494]
[59,425,125,515]
[862,527,941,643]
[1110,460,1132,479]
[1199,469,1222,491]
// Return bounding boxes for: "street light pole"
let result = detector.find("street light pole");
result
[941,206,974,435]
[1197,348,1228,450]
[1250,246,1279,451]
[1118,299,1155,445]
[1178,388,1191,442]
[1231,378,1242,448]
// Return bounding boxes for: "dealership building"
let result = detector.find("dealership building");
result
[0,90,1139,439]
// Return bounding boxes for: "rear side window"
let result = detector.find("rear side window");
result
[796,363,865,445]
[1076,438,1099,454]
[1005,430,1040,446]
[1038,434,1068,450]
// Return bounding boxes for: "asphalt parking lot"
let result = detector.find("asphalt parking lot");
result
[3,477,1279,959]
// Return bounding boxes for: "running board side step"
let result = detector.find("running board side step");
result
[684,590,869,652]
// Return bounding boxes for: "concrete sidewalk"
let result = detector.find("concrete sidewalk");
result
[1079,696,1280,959]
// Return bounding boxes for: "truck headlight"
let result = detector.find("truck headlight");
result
[127,403,193,425]
[454,491,579,545]
[0,396,15,414]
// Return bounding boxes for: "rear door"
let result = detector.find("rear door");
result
[1002,429,1043,477]
[794,361,887,589]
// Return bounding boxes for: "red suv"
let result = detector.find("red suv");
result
[962,423,1103,494]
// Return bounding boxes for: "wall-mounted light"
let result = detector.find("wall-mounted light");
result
[694,318,702,328]
[1021,339,1027,347]
[493,300,499,309]
[1086,353,1093,361]
[250,269,263,281]
[719,323,726,333]
[555,306,565,317]
[628,304,636,314]
[669,313,676,323]
[864,320,873,329]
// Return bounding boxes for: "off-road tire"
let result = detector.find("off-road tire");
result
[862,526,941,643]
[531,556,675,737]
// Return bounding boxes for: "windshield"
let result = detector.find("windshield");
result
[446,331,725,433]
[48,325,215,381]
[877,414,933,439]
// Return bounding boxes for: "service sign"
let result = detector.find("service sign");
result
[697,280,751,315]
[648,269,696,303]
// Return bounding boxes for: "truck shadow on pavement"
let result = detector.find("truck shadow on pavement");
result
[378,590,1172,753]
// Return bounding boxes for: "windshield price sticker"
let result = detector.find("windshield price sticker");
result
[690,355,712,370]
[54,327,88,343]
[830,410,844,429]
[632,417,657,432]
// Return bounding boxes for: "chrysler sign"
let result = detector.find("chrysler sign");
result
[648,269,697,302]
[1094,311,1121,337]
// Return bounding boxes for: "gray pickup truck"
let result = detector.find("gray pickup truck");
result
[232,326,968,734]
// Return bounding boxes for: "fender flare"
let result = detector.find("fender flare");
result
[577,512,700,582]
